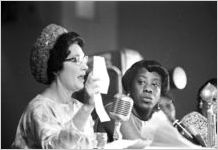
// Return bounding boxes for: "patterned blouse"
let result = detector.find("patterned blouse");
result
[12,95,96,149]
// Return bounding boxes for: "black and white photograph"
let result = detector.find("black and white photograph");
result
[1,1,217,149]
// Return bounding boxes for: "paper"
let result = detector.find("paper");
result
[93,56,110,94]
[93,56,110,122]
[104,140,138,149]
[104,139,149,149]
[150,118,201,148]
[94,94,110,122]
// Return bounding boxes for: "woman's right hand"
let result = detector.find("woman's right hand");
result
[83,71,100,107]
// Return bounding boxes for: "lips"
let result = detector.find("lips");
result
[141,95,153,102]
[143,95,152,99]
[78,74,85,82]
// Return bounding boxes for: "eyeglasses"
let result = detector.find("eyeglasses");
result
[65,55,88,65]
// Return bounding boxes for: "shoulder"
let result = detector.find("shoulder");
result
[27,95,53,111]
[24,95,57,121]
[15,95,54,130]
[150,109,169,123]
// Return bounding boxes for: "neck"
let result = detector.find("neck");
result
[132,106,152,121]
[132,104,160,121]
[42,78,77,104]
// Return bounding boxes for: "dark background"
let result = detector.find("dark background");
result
[1,1,217,148]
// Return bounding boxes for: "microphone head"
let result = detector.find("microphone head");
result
[180,111,207,145]
[110,93,133,121]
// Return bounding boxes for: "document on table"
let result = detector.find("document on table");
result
[104,139,150,149]
[149,117,201,148]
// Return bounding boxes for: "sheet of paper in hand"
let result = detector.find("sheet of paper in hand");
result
[93,56,110,122]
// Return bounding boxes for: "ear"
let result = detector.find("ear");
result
[53,71,60,76]
[53,72,60,81]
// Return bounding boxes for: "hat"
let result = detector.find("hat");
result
[122,60,170,95]
[30,24,68,84]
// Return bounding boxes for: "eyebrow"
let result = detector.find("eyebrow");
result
[152,78,161,82]
[137,75,161,81]
[67,54,85,58]
[136,75,147,79]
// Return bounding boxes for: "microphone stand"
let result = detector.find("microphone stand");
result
[113,120,122,141]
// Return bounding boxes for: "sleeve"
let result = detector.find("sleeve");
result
[31,103,93,149]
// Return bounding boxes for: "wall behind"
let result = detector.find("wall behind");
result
[1,1,117,148]
[61,1,118,55]
[117,1,217,119]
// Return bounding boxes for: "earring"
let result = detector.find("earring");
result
[157,103,160,110]
[199,101,203,109]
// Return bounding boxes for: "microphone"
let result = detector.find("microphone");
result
[158,100,196,143]
[173,119,194,142]
[180,111,208,147]
[109,93,133,140]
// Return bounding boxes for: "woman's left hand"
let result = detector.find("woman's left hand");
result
[84,71,100,107]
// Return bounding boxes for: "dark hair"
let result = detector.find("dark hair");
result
[122,60,170,97]
[47,32,85,84]
[196,78,217,112]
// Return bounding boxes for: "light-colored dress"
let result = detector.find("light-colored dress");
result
[127,110,169,141]
[12,94,96,149]
[125,110,201,148]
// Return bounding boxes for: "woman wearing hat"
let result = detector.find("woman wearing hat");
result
[97,60,176,142]
[196,78,217,147]
[12,24,100,149]
[196,78,217,118]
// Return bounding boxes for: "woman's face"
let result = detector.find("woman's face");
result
[57,43,88,92]
[130,68,162,111]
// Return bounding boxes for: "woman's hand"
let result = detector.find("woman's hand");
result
[84,71,100,107]
[71,72,100,131]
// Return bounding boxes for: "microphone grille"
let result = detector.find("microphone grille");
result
[110,94,133,121]
[180,111,207,143]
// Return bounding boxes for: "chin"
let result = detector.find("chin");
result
[143,106,153,111]
[78,84,84,90]
[137,103,152,111]
[74,83,84,92]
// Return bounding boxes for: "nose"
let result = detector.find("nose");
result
[143,85,153,94]
[81,62,89,71]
